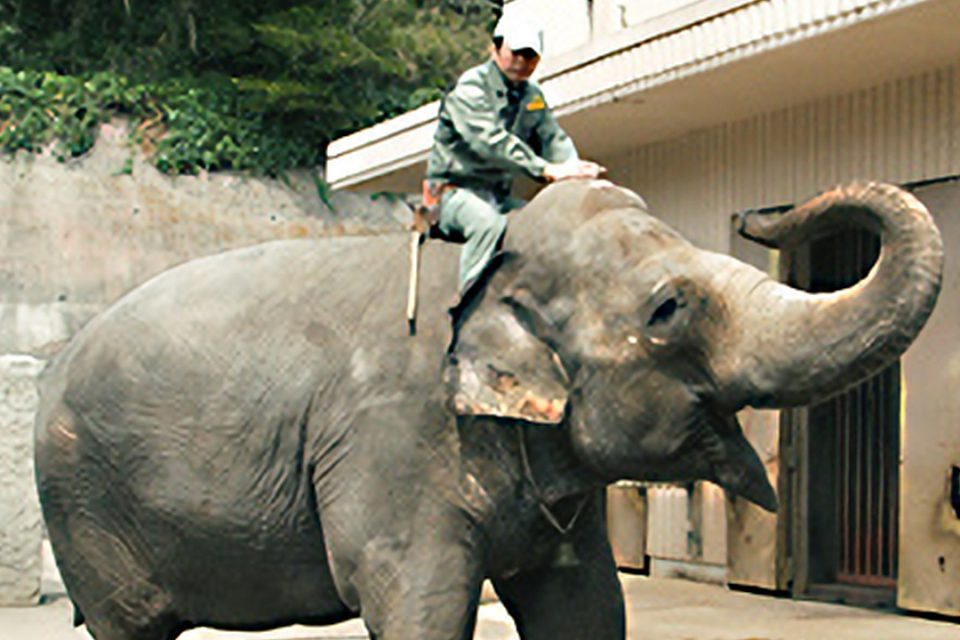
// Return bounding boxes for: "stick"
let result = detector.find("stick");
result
[407,230,423,336]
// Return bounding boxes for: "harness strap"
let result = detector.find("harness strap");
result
[517,426,590,536]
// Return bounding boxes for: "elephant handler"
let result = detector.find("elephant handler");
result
[425,8,604,290]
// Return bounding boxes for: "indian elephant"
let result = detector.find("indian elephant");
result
[34,179,942,640]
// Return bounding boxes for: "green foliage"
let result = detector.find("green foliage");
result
[0,67,326,175]
[147,80,329,176]
[0,67,135,161]
[0,0,501,175]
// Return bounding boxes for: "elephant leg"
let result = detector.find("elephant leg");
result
[74,583,179,640]
[492,496,625,640]
[322,498,484,640]
[354,539,484,640]
[49,516,178,640]
[79,598,178,640]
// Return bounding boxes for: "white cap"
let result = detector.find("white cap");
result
[493,8,545,56]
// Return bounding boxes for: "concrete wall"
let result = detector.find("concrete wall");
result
[607,483,647,570]
[0,356,44,606]
[1,119,409,357]
[898,180,960,615]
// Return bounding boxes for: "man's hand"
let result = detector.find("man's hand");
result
[542,159,606,182]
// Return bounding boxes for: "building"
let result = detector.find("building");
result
[325,0,960,616]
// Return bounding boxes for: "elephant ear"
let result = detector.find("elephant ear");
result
[446,256,569,425]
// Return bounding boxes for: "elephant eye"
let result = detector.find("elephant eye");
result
[648,298,679,326]
[643,279,695,349]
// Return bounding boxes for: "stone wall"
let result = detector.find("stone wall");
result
[0,356,44,606]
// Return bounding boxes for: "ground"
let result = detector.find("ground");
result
[1,544,957,640]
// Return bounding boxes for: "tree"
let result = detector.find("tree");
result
[0,0,502,173]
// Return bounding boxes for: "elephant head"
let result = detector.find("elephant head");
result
[445,180,943,512]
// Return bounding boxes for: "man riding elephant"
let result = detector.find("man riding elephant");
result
[426,7,605,289]
[35,177,943,640]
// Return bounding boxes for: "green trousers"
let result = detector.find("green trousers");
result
[438,187,525,289]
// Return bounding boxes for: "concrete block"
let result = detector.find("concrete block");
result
[607,482,647,570]
[0,355,45,606]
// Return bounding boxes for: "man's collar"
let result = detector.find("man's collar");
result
[487,58,526,94]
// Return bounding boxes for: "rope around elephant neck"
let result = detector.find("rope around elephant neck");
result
[517,427,590,536]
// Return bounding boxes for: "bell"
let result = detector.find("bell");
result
[550,540,580,568]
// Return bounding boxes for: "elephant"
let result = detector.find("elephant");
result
[34,179,942,640]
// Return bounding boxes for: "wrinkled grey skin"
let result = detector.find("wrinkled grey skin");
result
[35,180,942,640]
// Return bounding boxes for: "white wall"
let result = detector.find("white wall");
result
[593,0,703,32]
[603,62,960,253]
[508,0,592,57]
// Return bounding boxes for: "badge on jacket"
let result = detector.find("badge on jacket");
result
[526,95,546,111]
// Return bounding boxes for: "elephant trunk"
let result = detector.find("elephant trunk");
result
[721,182,943,408]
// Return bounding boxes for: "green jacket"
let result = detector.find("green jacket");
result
[426,59,577,196]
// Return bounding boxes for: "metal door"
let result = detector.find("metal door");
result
[785,228,900,604]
